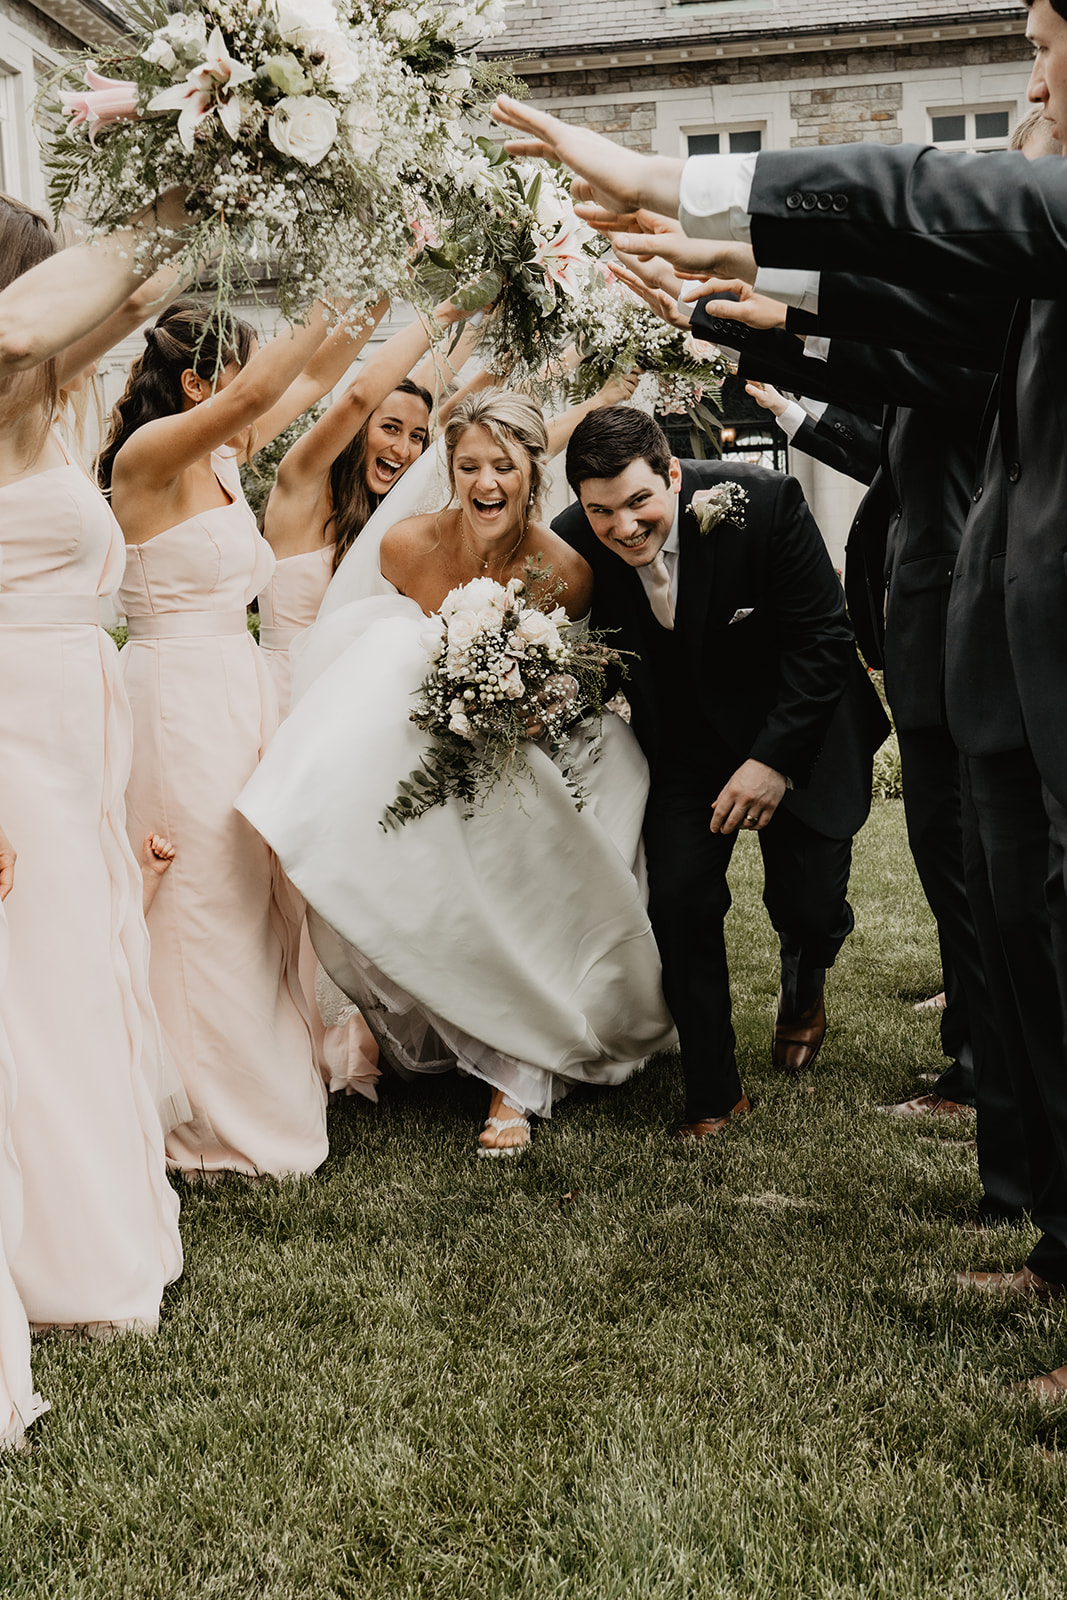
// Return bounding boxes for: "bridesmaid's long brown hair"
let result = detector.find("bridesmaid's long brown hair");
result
[328,377,432,573]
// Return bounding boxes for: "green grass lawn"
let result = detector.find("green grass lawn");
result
[4,800,1066,1599]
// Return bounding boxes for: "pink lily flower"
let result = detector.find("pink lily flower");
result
[534,217,590,297]
[60,68,140,145]
[147,27,253,151]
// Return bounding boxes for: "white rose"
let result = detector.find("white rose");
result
[456,577,505,614]
[448,707,473,739]
[344,100,381,159]
[515,611,562,651]
[385,8,420,41]
[268,95,337,166]
[144,36,179,70]
[474,603,505,633]
[440,64,472,95]
[446,610,479,651]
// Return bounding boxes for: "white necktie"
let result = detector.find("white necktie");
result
[646,550,675,631]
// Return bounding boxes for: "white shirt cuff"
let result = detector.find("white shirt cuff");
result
[753,268,821,315]
[803,335,831,363]
[799,396,829,423]
[776,400,808,441]
[678,154,756,243]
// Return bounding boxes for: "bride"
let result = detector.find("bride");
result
[237,388,675,1155]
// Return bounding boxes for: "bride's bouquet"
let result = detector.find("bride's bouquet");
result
[383,572,627,829]
[45,0,513,318]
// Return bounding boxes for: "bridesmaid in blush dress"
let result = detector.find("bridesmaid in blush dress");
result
[0,191,190,1332]
[259,295,479,1100]
[101,296,350,1178]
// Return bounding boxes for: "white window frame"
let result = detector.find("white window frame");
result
[682,123,765,159]
[928,104,1016,153]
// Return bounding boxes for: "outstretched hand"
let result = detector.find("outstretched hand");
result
[745,380,791,418]
[491,96,683,218]
[609,252,692,330]
[710,760,787,835]
[682,278,789,330]
[573,202,759,282]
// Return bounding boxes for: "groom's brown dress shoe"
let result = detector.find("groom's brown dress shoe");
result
[956,1266,1067,1301]
[772,989,826,1072]
[1015,1365,1067,1401]
[877,1093,973,1119]
[675,1093,752,1142]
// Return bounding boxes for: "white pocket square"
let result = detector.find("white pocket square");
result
[729,608,754,625]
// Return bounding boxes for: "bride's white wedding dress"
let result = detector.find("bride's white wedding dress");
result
[236,443,675,1117]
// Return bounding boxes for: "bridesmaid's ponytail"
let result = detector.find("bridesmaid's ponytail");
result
[99,299,254,492]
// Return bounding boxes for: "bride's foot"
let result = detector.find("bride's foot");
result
[477,1089,532,1158]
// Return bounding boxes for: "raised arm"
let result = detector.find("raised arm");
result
[113,301,340,491]
[275,298,472,487]
[0,188,190,372]
[56,261,191,388]
[247,295,389,458]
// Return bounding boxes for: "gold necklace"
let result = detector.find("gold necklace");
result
[459,515,527,575]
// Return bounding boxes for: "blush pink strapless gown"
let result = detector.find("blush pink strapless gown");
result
[120,453,327,1177]
[0,453,182,1332]
[258,543,380,1102]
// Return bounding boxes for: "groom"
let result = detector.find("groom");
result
[554,407,889,1137]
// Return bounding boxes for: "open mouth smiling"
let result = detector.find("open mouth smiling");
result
[374,456,404,483]
[472,496,507,515]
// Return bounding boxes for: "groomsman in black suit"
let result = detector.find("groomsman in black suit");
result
[553,407,889,1137]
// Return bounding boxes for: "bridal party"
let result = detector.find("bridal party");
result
[4,0,1067,1458]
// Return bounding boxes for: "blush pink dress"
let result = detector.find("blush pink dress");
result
[0,448,182,1332]
[0,902,46,1446]
[120,451,328,1178]
[258,543,380,1101]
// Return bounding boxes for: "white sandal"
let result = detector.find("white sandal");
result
[477,1114,532,1159]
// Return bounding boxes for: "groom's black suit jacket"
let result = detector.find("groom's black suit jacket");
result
[553,460,889,841]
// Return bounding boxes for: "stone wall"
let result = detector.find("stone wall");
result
[551,99,657,149]
[790,81,903,146]
[2,0,81,55]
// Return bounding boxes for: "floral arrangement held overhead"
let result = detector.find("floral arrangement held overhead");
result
[47,0,513,319]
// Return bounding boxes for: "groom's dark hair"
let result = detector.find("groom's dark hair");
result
[1026,0,1067,18]
[566,407,674,497]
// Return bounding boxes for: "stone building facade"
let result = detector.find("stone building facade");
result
[487,1,1034,561]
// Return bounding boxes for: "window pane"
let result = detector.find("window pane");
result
[932,115,967,143]
[729,130,763,153]
[688,133,720,155]
[975,111,1010,140]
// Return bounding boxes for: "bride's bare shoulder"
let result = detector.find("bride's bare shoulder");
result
[528,523,593,616]
[379,511,446,556]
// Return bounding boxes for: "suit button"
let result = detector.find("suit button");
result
[1008,462,1021,482]
[817,192,833,210]
[973,486,983,502]
[802,192,818,210]
[786,190,803,210]
[832,194,849,212]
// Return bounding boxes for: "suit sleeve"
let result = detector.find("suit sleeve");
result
[791,405,882,486]
[784,276,1008,371]
[746,145,1067,297]
[747,473,857,785]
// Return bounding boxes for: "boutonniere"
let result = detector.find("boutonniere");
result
[688,483,750,534]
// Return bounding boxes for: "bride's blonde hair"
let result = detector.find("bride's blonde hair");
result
[444,389,548,524]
